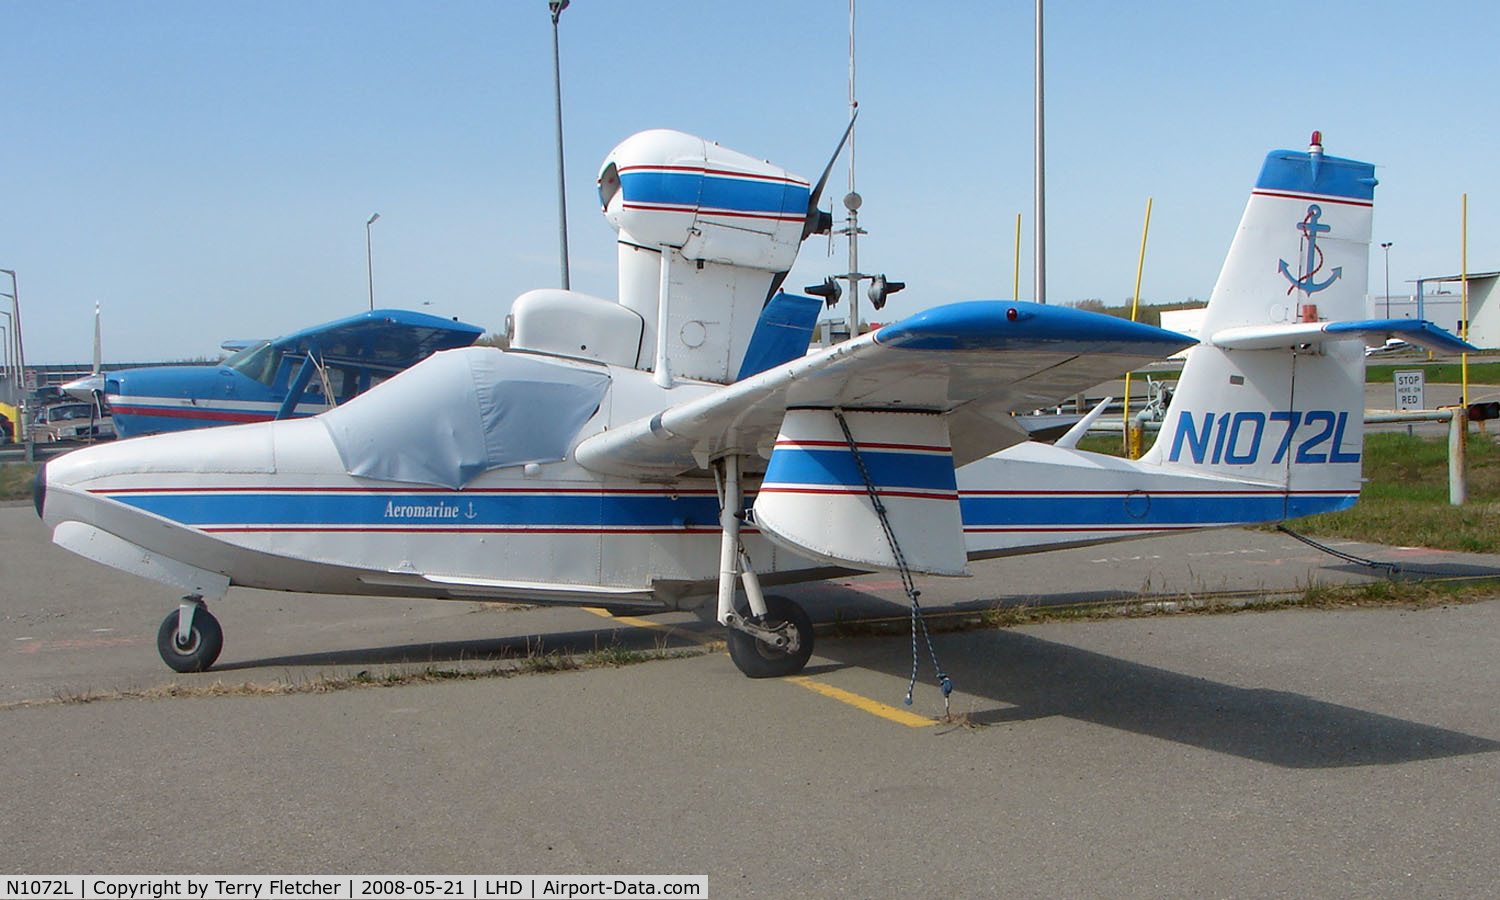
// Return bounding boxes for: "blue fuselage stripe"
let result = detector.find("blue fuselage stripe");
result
[108,492,724,528]
[960,492,1356,527]
[99,489,1356,531]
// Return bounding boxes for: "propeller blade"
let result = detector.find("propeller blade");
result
[801,111,859,240]
[763,114,862,308]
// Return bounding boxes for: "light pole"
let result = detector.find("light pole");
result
[0,311,10,405]
[365,213,380,311]
[1034,0,1046,304]
[0,321,9,407]
[1380,242,1393,318]
[0,269,24,438]
[549,0,571,290]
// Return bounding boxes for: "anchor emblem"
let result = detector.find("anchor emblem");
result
[465,501,478,520]
[1279,204,1342,295]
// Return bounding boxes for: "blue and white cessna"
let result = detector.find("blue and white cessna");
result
[33,130,1473,676]
[69,309,484,438]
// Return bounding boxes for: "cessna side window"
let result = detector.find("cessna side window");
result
[223,341,284,387]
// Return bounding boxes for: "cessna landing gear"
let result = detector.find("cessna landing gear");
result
[155,597,223,673]
[715,454,815,678]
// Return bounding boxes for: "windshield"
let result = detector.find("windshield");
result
[223,340,283,387]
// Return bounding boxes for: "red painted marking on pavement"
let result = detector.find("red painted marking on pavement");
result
[15,636,144,654]
[839,578,906,592]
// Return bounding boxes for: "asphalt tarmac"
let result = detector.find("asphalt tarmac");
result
[3,502,1500,896]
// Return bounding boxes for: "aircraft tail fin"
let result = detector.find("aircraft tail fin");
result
[1140,133,1379,514]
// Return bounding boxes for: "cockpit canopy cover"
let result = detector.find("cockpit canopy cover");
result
[320,348,610,489]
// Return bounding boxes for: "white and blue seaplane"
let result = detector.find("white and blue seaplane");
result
[33,130,1473,676]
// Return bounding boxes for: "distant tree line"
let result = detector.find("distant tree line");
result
[1066,298,1206,328]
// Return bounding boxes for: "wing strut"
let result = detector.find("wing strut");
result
[833,410,954,714]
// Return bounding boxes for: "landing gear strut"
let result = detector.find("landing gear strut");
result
[715,454,814,678]
[156,597,224,673]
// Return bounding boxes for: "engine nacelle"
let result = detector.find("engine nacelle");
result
[595,130,816,385]
[598,130,810,271]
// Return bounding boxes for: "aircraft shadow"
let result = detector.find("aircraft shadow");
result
[812,627,1500,769]
[213,585,1500,771]
[213,621,714,672]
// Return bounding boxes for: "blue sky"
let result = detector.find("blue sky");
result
[3,0,1498,363]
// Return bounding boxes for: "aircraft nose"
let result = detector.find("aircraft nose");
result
[32,461,46,519]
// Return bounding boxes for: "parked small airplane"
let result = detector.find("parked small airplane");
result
[64,309,484,438]
[34,130,1473,677]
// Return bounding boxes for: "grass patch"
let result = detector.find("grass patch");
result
[2,642,712,710]
[1074,430,1500,553]
[0,462,38,502]
[1289,432,1500,552]
[1295,576,1500,608]
[1365,360,1500,385]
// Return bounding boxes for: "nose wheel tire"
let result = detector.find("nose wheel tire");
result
[156,608,224,673]
[727,594,814,679]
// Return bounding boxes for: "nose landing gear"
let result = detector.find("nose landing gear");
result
[156,597,224,673]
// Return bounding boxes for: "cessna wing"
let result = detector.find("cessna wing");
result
[576,300,1195,478]
[266,308,485,367]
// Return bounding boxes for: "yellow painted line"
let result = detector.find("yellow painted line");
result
[787,676,936,728]
[582,607,719,646]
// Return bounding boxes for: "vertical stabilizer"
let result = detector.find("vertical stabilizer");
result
[1142,134,1376,516]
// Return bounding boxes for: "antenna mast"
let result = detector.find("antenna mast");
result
[807,0,902,338]
[845,0,861,336]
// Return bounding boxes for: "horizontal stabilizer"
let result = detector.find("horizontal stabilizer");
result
[1327,319,1478,354]
[1210,319,1476,354]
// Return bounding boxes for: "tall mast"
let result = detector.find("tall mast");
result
[845,0,861,334]
[1034,0,1046,304]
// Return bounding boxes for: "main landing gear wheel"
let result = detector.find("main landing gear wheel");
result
[726,595,814,679]
[156,606,224,673]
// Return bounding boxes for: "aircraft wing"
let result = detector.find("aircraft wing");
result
[271,308,485,367]
[575,300,1194,477]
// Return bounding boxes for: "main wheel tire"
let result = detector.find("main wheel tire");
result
[156,607,224,673]
[726,594,814,679]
